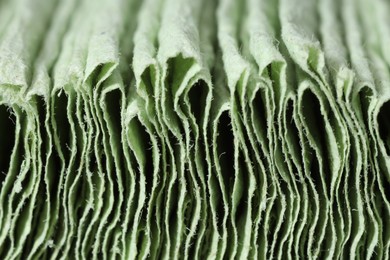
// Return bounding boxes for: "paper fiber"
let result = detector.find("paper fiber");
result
[0,0,389,259]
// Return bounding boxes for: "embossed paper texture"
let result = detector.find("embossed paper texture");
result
[0,0,389,259]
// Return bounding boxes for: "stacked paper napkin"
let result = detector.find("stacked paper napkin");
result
[0,0,389,258]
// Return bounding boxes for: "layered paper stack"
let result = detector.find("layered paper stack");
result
[0,0,389,258]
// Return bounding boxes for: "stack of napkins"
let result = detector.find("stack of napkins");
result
[0,0,389,258]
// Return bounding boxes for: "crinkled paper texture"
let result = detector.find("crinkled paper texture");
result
[0,0,389,259]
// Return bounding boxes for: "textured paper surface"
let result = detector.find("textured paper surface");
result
[0,0,390,259]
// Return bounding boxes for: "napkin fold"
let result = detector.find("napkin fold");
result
[0,0,389,258]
